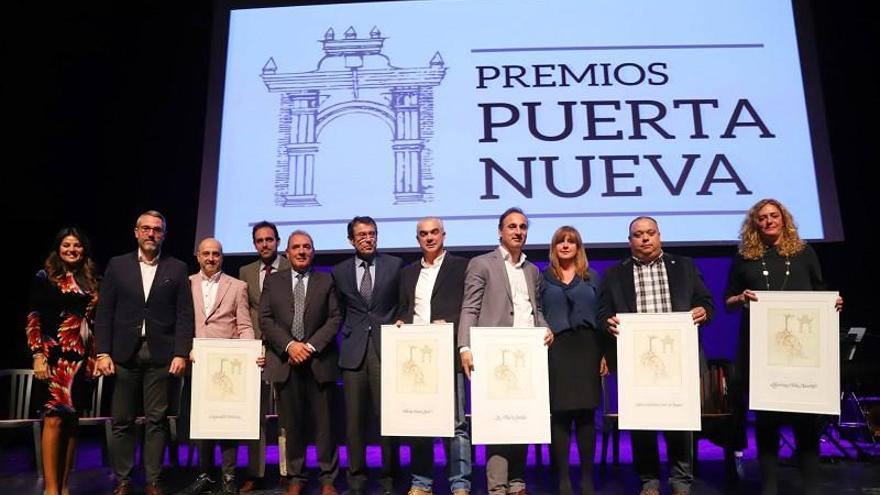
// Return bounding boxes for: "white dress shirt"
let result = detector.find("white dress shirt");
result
[199,270,222,316]
[413,251,446,325]
[138,249,159,337]
[499,246,535,328]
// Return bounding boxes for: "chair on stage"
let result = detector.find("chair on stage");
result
[168,374,197,467]
[693,359,738,479]
[819,326,879,459]
[76,374,112,466]
[0,369,43,474]
[598,359,739,476]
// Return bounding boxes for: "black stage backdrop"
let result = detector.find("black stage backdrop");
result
[3,2,873,375]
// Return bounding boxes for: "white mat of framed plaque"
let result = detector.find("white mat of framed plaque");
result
[749,291,840,415]
[190,338,262,439]
[616,312,701,431]
[380,323,454,437]
[470,326,550,444]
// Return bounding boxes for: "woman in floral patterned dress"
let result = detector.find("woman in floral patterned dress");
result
[26,227,99,495]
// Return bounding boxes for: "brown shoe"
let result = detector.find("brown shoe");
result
[286,483,303,495]
[407,489,432,495]
[239,479,256,493]
[144,482,165,495]
[639,490,660,495]
[452,491,469,495]
[320,485,339,495]
[112,482,133,495]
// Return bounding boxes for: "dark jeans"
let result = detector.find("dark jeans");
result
[409,372,471,492]
[631,430,693,493]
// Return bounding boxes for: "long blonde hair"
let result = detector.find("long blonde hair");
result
[548,226,590,280]
[738,198,805,260]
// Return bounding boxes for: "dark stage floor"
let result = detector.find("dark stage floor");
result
[2,429,878,494]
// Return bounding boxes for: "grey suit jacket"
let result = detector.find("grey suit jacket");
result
[457,247,548,348]
[239,255,291,339]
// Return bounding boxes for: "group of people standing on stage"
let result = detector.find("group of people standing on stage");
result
[25,198,842,495]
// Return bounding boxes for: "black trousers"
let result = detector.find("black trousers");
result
[197,439,238,479]
[342,338,399,491]
[755,411,820,495]
[276,363,339,486]
[178,374,241,481]
[110,341,171,484]
[551,409,596,495]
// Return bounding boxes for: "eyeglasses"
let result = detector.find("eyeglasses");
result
[354,231,377,240]
[137,226,165,235]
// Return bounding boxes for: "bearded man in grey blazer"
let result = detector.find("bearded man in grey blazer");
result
[458,207,553,495]
[238,221,291,492]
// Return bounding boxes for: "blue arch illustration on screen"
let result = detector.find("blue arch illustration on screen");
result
[262,26,447,207]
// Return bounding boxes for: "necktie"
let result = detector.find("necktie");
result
[292,273,305,340]
[261,263,273,291]
[359,260,372,305]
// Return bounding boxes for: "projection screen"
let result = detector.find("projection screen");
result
[197,0,840,253]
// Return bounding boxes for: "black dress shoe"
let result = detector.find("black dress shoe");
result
[221,475,240,495]
[179,473,215,495]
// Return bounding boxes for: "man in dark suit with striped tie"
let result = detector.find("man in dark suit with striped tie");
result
[261,230,341,495]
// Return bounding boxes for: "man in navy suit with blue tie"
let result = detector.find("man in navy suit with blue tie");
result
[331,216,403,495]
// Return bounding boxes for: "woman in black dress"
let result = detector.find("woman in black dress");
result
[725,199,842,495]
[541,226,608,495]
[26,227,99,495]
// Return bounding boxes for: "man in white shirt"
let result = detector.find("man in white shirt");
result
[395,217,471,495]
[180,237,258,495]
[458,208,553,495]
[95,210,194,495]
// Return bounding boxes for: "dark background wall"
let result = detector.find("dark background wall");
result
[2,1,872,369]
